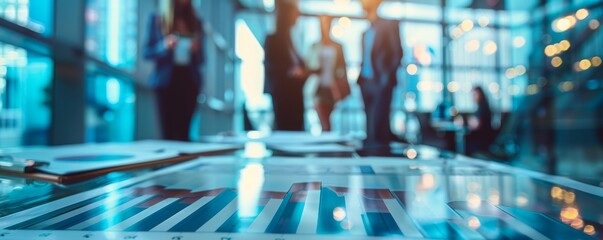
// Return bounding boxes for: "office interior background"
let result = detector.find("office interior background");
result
[0,0,601,185]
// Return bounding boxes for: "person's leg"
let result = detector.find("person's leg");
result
[316,102,334,132]
[315,87,335,132]
[275,84,305,131]
[163,80,183,140]
[155,88,171,139]
[360,83,375,143]
[291,87,306,131]
[170,69,199,141]
[272,92,285,131]
[373,86,394,144]
[179,86,199,141]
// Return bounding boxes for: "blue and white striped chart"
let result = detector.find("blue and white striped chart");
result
[0,157,599,240]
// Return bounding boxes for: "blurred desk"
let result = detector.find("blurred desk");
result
[0,139,601,239]
[432,121,469,154]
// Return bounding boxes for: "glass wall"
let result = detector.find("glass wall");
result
[237,1,532,134]
[0,0,54,36]
[85,70,135,143]
[84,0,138,142]
[85,0,138,70]
[235,0,603,182]
[0,42,52,148]
[0,0,53,148]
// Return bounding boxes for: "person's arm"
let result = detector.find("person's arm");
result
[390,20,404,70]
[191,18,205,65]
[289,48,311,83]
[335,44,350,100]
[305,43,319,73]
[264,36,274,94]
[378,20,403,85]
[143,14,172,60]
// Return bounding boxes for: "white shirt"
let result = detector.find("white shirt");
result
[360,28,376,79]
[174,36,193,65]
[319,45,337,87]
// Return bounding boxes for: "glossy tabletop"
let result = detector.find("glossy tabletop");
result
[0,144,601,240]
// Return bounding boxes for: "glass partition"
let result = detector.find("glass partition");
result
[85,0,138,70]
[0,0,54,36]
[0,42,52,147]
[85,69,135,143]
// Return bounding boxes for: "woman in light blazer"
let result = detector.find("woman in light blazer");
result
[306,16,351,131]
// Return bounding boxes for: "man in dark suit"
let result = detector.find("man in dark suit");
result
[358,0,403,145]
[264,0,310,131]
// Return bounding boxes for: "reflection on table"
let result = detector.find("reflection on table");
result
[431,120,469,154]
[0,137,601,240]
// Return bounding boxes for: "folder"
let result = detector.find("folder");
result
[0,141,241,185]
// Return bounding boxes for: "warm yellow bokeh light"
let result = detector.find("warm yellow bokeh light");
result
[333,207,346,221]
[506,68,517,79]
[489,82,500,94]
[544,45,557,57]
[515,65,527,76]
[576,8,589,20]
[465,39,480,52]
[406,148,418,159]
[331,25,344,38]
[417,81,432,92]
[407,64,418,75]
[579,59,592,70]
[447,81,460,93]
[571,219,584,229]
[554,18,572,32]
[563,191,576,204]
[559,81,574,92]
[338,17,351,27]
[551,186,563,199]
[466,193,481,208]
[460,19,474,32]
[467,217,481,229]
[478,16,490,27]
[559,40,571,51]
[451,27,464,39]
[552,57,563,68]
[561,207,580,220]
[513,36,526,48]
[584,225,596,235]
[483,40,497,55]
[526,84,539,95]
[590,19,600,30]
[591,56,602,67]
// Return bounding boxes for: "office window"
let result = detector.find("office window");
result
[0,0,54,36]
[85,72,135,143]
[85,0,137,70]
[0,42,52,147]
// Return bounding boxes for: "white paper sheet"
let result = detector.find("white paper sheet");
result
[268,143,356,154]
[199,131,357,146]
[7,144,179,175]
[115,140,241,155]
[174,37,192,65]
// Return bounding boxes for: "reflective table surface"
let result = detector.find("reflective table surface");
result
[0,144,601,240]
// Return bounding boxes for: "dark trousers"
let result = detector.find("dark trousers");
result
[272,83,305,131]
[156,66,199,141]
[360,81,394,144]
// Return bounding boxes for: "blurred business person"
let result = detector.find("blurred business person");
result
[144,0,204,141]
[466,86,494,154]
[264,0,310,131]
[306,16,351,132]
[358,0,403,144]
